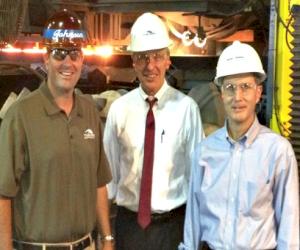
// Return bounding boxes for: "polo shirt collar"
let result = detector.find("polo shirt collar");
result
[39,81,83,117]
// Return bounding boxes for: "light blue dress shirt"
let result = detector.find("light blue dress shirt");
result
[179,117,299,250]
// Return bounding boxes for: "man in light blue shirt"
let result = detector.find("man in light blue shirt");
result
[179,41,299,250]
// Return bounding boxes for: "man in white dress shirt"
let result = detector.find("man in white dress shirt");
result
[103,12,204,250]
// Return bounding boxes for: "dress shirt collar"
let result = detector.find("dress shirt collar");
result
[39,81,83,118]
[225,116,261,148]
[138,80,169,106]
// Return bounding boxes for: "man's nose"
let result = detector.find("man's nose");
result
[145,55,156,69]
[62,54,74,63]
[233,86,243,99]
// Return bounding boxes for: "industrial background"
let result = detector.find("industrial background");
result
[0,0,299,175]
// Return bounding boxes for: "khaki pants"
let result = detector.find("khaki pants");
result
[85,241,96,250]
[14,242,96,250]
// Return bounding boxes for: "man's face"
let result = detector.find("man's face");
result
[132,48,171,96]
[44,47,84,95]
[221,73,262,128]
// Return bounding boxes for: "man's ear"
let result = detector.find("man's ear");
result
[166,58,171,70]
[43,52,49,70]
[221,90,225,102]
[255,84,263,104]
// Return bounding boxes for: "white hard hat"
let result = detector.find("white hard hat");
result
[127,12,172,52]
[214,41,266,86]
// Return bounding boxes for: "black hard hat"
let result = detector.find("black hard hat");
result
[43,9,87,48]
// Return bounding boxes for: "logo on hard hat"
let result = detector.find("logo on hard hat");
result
[144,30,156,36]
[43,29,86,40]
[226,56,245,62]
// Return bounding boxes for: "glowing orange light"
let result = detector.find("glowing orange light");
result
[94,45,113,58]
[82,45,94,56]
[1,44,115,58]
[1,44,22,53]
[23,47,46,54]
[0,44,45,54]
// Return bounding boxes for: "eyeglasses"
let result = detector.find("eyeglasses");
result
[132,50,167,66]
[222,82,257,96]
[49,48,83,61]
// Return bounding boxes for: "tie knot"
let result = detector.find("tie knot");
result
[146,97,157,109]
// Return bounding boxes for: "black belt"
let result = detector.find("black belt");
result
[13,234,94,250]
[118,204,186,222]
[200,242,212,250]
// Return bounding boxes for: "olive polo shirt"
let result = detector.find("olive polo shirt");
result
[0,82,112,242]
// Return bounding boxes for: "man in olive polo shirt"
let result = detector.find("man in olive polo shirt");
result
[0,10,114,250]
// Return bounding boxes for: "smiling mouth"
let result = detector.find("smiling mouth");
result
[232,106,245,112]
[60,71,73,78]
[144,73,156,79]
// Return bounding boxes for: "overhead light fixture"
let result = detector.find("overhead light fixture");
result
[167,19,207,48]
[182,30,194,46]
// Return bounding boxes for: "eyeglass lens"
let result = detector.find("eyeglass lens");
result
[133,50,166,65]
[223,83,256,95]
[50,48,82,61]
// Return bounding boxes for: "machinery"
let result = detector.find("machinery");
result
[0,0,300,171]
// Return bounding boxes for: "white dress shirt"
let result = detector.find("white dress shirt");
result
[104,81,204,212]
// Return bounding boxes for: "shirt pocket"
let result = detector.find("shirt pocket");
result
[240,168,273,216]
[156,124,185,172]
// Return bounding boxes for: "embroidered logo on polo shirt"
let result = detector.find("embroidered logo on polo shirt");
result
[83,128,95,139]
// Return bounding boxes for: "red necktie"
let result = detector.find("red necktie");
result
[137,97,157,229]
